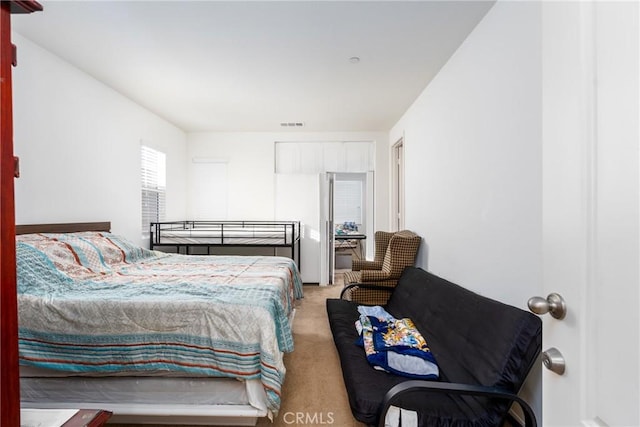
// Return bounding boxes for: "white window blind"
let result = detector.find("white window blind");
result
[141,145,166,234]
[334,180,362,225]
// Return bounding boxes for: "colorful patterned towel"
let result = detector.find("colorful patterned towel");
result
[357,306,439,380]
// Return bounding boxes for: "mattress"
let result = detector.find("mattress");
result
[157,234,291,246]
[152,222,299,246]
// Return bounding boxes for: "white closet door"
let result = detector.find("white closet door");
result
[189,160,228,220]
[275,173,320,283]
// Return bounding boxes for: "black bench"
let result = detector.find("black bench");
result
[326,267,542,427]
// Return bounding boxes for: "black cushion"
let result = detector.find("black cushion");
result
[386,268,541,391]
[326,267,542,427]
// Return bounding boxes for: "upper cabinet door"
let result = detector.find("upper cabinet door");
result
[275,141,373,174]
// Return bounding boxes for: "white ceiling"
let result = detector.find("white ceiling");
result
[12,1,494,133]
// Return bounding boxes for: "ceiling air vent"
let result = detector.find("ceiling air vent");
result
[280,122,305,127]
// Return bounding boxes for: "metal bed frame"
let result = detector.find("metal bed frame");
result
[150,220,301,270]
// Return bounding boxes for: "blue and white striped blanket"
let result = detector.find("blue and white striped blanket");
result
[17,232,303,414]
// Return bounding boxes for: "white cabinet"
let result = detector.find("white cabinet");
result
[322,143,344,172]
[343,142,373,172]
[275,141,373,174]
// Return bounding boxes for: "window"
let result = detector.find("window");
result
[141,145,166,235]
[334,179,363,225]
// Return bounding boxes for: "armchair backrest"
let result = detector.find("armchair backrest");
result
[381,230,421,278]
[372,231,394,263]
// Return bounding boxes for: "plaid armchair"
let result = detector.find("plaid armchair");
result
[351,231,393,272]
[342,230,421,305]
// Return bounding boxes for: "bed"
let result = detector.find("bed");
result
[150,221,301,268]
[16,222,303,425]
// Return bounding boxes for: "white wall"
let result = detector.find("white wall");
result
[389,0,542,419]
[187,131,389,283]
[390,1,541,308]
[187,132,388,224]
[12,33,188,246]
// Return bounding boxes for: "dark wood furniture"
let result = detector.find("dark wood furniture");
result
[1,2,42,426]
[16,221,111,235]
[63,410,112,427]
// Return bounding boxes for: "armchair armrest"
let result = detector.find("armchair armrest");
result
[352,260,383,271]
[378,380,537,427]
[360,270,392,281]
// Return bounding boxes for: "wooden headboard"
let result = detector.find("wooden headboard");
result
[15,221,111,235]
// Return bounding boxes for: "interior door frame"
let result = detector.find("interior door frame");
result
[327,172,335,285]
[320,171,374,285]
[391,138,404,231]
[319,172,335,285]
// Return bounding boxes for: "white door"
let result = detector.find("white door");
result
[189,159,228,220]
[541,2,639,425]
[275,173,321,284]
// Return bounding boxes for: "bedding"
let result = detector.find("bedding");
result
[16,231,303,415]
[154,228,296,245]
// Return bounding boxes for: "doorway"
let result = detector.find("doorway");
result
[320,172,373,285]
[274,140,374,285]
